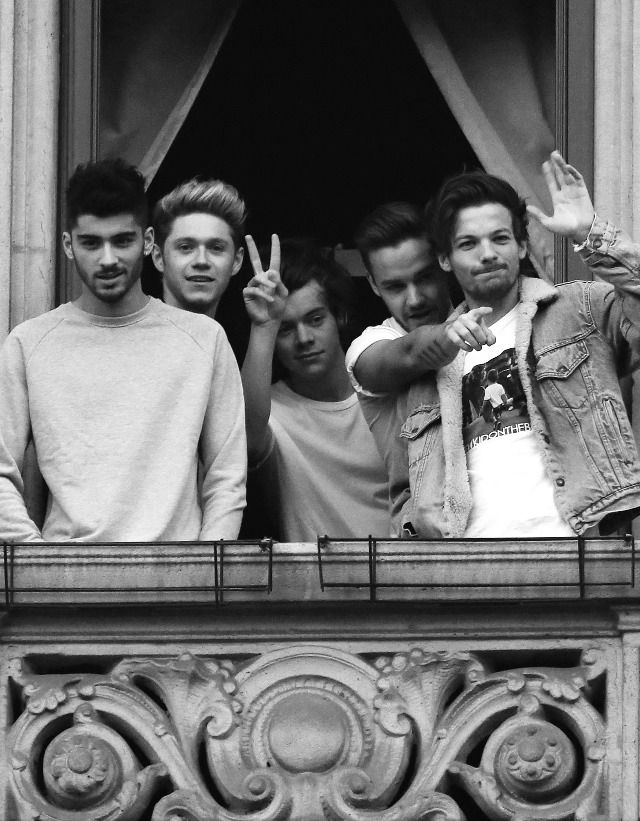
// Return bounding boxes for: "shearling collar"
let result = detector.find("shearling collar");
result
[451,275,558,317]
[518,274,557,306]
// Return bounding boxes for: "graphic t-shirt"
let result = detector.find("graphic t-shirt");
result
[461,306,573,537]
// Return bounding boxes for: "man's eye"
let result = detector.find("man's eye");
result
[177,244,193,252]
[80,241,98,250]
[309,314,324,326]
[494,235,511,244]
[278,326,293,337]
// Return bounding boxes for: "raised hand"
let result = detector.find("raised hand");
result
[243,234,288,326]
[527,150,595,242]
[445,306,496,352]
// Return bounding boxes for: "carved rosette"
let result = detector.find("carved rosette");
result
[207,646,412,816]
[6,646,607,821]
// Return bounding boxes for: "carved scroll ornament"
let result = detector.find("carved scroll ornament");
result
[6,646,606,820]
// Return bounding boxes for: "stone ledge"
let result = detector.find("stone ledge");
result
[0,536,636,606]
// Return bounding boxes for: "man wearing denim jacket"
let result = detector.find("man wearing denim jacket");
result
[361,152,640,538]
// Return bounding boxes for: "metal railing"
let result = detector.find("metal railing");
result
[0,538,273,610]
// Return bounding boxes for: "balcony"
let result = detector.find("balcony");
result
[1,536,637,820]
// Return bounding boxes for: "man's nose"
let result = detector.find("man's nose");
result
[406,283,423,307]
[194,246,209,267]
[295,323,313,345]
[100,243,117,267]
[479,240,498,262]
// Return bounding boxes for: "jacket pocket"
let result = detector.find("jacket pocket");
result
[601,395,634,465]
[400,405,441,451]
[400,404,441,492]
[535,339,590,409]
[400,404,444,535]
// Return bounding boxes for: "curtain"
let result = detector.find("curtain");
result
[99,0,241,184]
[393,0,556,278]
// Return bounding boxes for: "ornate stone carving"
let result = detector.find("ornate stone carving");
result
[6,646,607,820]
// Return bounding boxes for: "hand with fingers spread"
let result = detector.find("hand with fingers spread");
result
[243,234,288,326]
[444,306,496,353]
[527,150,595,243]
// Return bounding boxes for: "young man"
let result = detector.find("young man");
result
[151,178,245,317]
[347,202,495,395]
[0,159,246,542]
[400,151,640,538]
[241,236,390,541]
[345,202,494,533]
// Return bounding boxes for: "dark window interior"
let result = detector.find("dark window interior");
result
[144,0,479,358]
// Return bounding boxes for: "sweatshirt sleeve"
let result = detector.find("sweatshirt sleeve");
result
[198,330,247,540]
[0,333,44,541]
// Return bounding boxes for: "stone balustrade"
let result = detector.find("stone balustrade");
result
[0,537,638,819]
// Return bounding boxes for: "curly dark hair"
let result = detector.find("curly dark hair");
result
[66,158,148,229]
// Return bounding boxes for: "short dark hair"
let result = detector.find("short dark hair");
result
[354,202,429,272]
[66,158,148,229]
[278,239,355,329]
[153,178,247,250]
[428,171,528,256]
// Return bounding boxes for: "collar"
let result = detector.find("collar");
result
[451,275,557,316]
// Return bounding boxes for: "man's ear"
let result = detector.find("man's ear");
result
[143,227,154,257]
[231,245,244,277]
[62,232,74,260]
[366,273,381,298]
[151,243,164,273]
[438,253,452,272]
[518,241,527,260]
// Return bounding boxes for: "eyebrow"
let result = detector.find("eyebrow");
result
[75,231,138,240]
[171,234,231,243]
[281,305,327,325]
[379,265,432,283]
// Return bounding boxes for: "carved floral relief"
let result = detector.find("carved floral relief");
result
[6,646,606,820]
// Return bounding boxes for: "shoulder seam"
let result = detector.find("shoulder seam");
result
[157,308,220,356]
[24,313,71,367]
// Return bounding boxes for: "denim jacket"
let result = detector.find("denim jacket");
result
[397,217,640,537]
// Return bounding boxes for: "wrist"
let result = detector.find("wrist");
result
[251,317,281,332]
[571,212,597,249]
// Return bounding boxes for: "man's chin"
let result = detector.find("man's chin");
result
[404,312,442,330]
[177,293,218,314]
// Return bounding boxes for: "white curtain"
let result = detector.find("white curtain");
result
[100,0,242,184]
[393,0,556,278]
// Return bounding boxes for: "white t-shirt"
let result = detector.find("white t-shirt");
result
[261,381,391,541]
[484,382,506,408]
[461,306,573,538]
[345,318,406,395]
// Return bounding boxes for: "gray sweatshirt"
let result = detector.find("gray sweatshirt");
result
[0,298,246,542]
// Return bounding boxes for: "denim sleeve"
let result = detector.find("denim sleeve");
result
[577,217,640,363]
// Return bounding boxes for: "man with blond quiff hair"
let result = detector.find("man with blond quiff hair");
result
[152,178,246,317]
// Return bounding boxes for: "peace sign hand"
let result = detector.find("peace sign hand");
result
[243,234,288,326]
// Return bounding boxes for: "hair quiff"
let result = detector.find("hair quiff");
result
[153,178,247,249]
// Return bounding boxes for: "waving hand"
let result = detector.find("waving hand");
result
[527,151,595,243]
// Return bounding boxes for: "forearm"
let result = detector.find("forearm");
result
[353,324,458,393]
[572,216,640,361]
[200,342,247,541]
[577,217,640,295]
[0,340,43,541]
[0,437,43,541]
[241,323,278,461]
